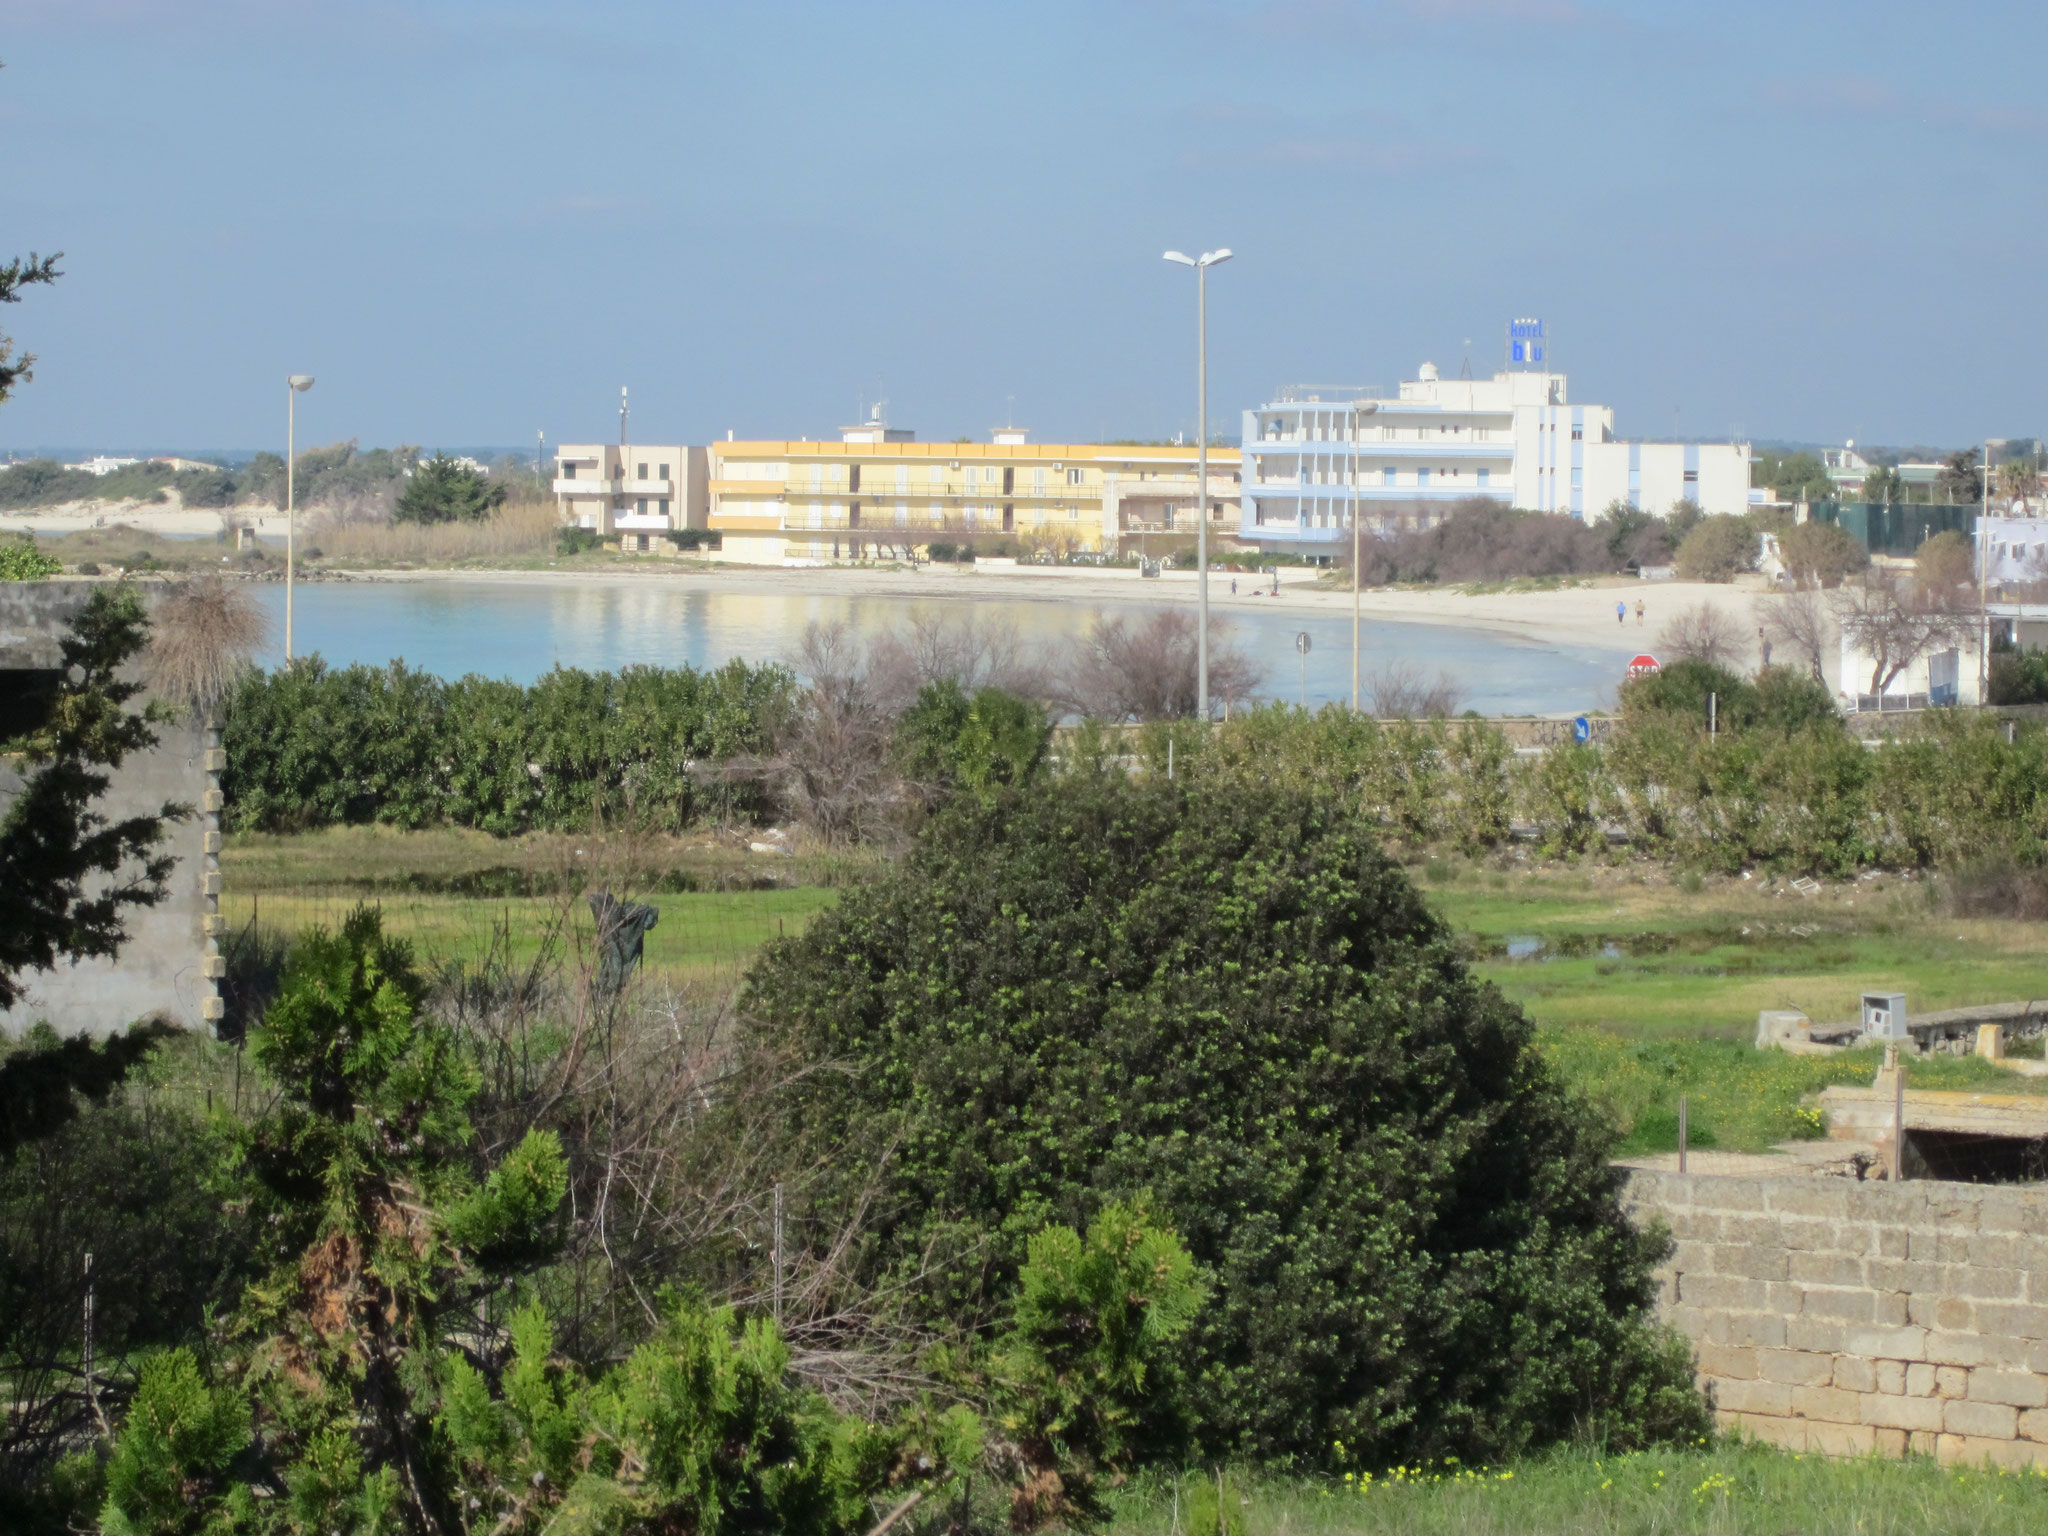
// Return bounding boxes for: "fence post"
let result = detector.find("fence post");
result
[1678,1094,1688,1174]
[1891,1064,1906,1182]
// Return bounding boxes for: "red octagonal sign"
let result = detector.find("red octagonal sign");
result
[1626,653,1661,679]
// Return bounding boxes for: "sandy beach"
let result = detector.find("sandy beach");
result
[362,560,1770,658]
[1,495,290,538]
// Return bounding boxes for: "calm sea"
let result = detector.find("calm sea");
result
[247,578,1623,716]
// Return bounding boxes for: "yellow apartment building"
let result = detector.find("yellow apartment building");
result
[706,413,1242,564]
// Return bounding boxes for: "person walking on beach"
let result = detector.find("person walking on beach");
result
[1759,626,1772,669]
[1616,600,1627,625]
[1635,598,1645,626]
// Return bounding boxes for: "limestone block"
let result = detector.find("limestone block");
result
[1696,1344,1757,1381]
[1936,1434,2044,1469]
[202,748,227,772]
[1932,1297,1974,1333]
[1873,1290,1909,1326]
[1842,1324,1926,1361]
[1803,1420,1878,1457]
[1786,1316,1846,1355]
[201,829,222,854]
[1937,1366,1969,1398]
[1832,1356,1877,1393]
[200,870,223,896]
[1943,1399,2019,1439]
[1875,1359,1907,1396]
[201,788,224,813]
[1679,1274,1770,1311]
[1787,1250,1864,1288]
[1875,1427,1908,1457]
[1669,1240,1714,1274]
[1926,1333,2002,1369]
[1954,1267,2025,1302]
[1909,1430,1939,1457]
[1802,1287,1877,1323]
[1765,1183,1851,1221]
[200,996,224,1023]
[1760,1350,1835,1388]
[1968,1370,2048,1409]
[1858,1392,1945,1433]
[1974,1302,2048,1342]
[201,955,226,979]
[202,913,225,937]
[1716,1243,1791,1282]
[1715,1378,1795,1418]
[1729,1411,1806,1452]
[1790,1384,1865,1423]
[2020,1408,2048,1444]
[1720,1311,1789,1350]
[1907,1363,1938,1397]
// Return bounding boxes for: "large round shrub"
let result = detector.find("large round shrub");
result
[741,770,1705,1465]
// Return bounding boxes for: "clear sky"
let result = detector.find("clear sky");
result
[4,0,2044,456]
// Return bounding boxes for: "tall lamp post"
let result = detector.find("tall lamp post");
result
[1163,248,1231,717]
[285,375,315,661]
[1349,399,1378,711]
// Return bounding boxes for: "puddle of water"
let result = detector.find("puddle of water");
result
[1479,927,1823,962]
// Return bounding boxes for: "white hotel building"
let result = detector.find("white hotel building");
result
[1239,364,1751,556]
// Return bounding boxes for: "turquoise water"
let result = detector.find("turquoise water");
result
[248,579,1622,716]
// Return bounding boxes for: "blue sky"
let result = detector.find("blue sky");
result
[4,0,2044,455]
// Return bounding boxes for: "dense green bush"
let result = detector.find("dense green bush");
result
[895,680,1050,796]
[220,656,795,833]
[741,771,1708,1467]
[0,535,59,580]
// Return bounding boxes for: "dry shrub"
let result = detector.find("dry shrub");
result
[1062,608,1263,720]
[1366,658,1464,719]
[1657,601,1746,669]
[147,572,271,718]
[1941,858,2048,921]
[309,497,559,564]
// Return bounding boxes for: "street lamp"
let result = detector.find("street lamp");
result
[1350,399,1379,711]
[285,374,315,661]
[1164,248,1231,717]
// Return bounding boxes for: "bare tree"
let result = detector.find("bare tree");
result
[1656,601,1745,668]
[1832,569,1976,696]
[864,608,1049,715]
[776,622,900,843]
[146,573,271,723]
[1754,588,1831,681]
[1060,609,1264,720]
[1366,658,1464,718]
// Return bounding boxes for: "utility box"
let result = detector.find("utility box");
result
[1862,992,1909,1042]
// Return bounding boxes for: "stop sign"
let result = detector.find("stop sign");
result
[1626,653,1660,679]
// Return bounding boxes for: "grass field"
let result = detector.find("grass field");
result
[219,830,2048,1154]
[1104,1445,2048,1536]
[220,826,859,987]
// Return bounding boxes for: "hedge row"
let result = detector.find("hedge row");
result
[1151,704,2048,876]
[220,658,795,834]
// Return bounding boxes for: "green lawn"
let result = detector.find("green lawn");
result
[1105,1446,2048,1536]
[221,832,2048,1155]
[1421,862,2048,1153]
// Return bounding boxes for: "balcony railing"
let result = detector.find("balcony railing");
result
[554,476,622,495]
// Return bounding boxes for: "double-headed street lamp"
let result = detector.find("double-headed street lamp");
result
[1163,248,1231,718]
[285,374,315,661]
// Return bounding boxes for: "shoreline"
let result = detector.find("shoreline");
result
[353,561,1766,656]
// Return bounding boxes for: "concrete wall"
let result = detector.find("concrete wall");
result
[1,582,217,1039]
[1625,1169,2048,1466]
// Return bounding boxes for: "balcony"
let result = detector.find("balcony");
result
[554,476,621,495]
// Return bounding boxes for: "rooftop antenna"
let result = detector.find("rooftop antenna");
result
[1005,393,1016,429]
[619,386,629,446]
[1458,339,1473,380]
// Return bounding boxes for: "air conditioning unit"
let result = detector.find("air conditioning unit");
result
[950,461,961,470]
[1053,462,1063,470]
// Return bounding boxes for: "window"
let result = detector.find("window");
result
[660,463,671,480]
[636,498,647,514]
[658,498,670,516]
[562,463,578,479]
[896,466,910,494]
[1382,467,1396,486]
[1478,468,1490,488]
[1033,467,1046,495]
[1067,467,1084,485]
[1683,470,1699,484]
[1570,469,1582,488]
[1571,427,1582,441]
[638,463,649,479]
[895,502,909,526]
[1418,468,1430,486]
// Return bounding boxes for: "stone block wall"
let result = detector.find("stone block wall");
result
[1625,1170,2048,1467]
